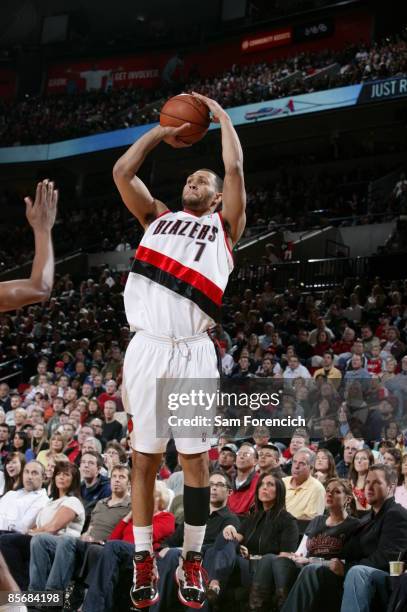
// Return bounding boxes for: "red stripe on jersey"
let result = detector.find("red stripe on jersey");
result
[217,212,234,260]
[156,209,171,219]
[135,245,223,306]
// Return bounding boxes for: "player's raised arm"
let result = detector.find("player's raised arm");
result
[0,179,58,312]
[112,123,192,229]
[192,93,246,245]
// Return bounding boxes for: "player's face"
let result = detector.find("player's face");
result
[182,171,219,212]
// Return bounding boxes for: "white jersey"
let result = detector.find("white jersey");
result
[124,209,234,336]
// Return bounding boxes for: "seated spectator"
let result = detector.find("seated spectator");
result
[335,437,363,478]
[283,356,311,380]
[317,416,342,459]
[103,440,128,476]
[281,430,309,475]
[0,461,48,533]
[212,443,237,479]
[82,480,176,612]
[253,478,359,611]
[102,401,123,442]
[282,448,325,521]
[336,465,407,612]
[349,448,375,515]
[206,473,298,605]
[149,472,239,612]
[379,356,397,383]
[313,330,332,358]
[257,443,284,477]
[252,426,271,451]
[344,354,371,381]
[82,398,104,425]
[98,380,123,412]
[80,451,111,520]
[36,432,67,469]
[11,432,33,461]
[0,461,84,590]
[1,452,26,496]
[382,447,402,484]
[313,351,342,389]
[0,422,11,463]
[395,453,407,509]
[227,443,259,516]
[43,454,69,495]
[312,449,337,485]
[30,423,49,457]
[28,464,131,595]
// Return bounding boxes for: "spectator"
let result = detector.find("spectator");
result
[335,437,363,478]
[212,443,237,479]
[0,423,11,464]
[313,351,342,389]
[28,464,131,595]
[79,451,111,519]
[227,443,259,516]
[207,473,298,605]
[0,461,84,590]
[395,453,407,509]
[257,478,359,612]
[30,423,49,457]
[0,461,48,533]
[282,448,325,520]
[1,452,26,496]
[283,356,311,380]
[257,443,283,477]
[312,449,338,485]
[36,432,67,469]
[102,401,123,442]
[349,448,375,514]
[103,440,127,476]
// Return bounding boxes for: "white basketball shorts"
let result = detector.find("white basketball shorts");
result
[122,330,219,454]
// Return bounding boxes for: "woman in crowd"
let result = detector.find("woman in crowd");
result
[80,480,175,612]
[43,454,70,495]
[383,447,403,484]
[384,420,402,445]
[1,451,26,496]
[312,449,337,485]
[349,448,374,515]
[11,431,34,461]
[205,473,298,606]
[313,330,332,357]
[36,432,67,469]
[251,478,358,611]
[31,423,49,457]
[395,453,407,509]
[28,461,86,592]
[379,357,397,383]
[103,440,127,476]
[0,461,84,590]
[82,397,103,425]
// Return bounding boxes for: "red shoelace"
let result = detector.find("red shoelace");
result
[183,560,208,589]
[134,557,155,588]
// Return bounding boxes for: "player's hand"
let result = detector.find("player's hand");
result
[25,179,58,232]
[223,525,239,541]
[158,123,192,148]
[191,92,228,123]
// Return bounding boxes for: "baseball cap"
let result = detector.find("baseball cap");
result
[55,361,65,368]
[261,442,280,455]
[221,443,238,455]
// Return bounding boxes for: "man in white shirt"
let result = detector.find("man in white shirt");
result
[283,356,311,380]
[0,461,48,533]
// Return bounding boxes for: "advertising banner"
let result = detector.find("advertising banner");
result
[357,75,407,104]
[241,28,292,54]
[293,18,335,43]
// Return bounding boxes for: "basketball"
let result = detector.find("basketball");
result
[160,93,210,145]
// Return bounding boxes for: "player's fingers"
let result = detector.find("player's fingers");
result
[52,188,59,208]
[24,197,33,213]
[174,122,191,133]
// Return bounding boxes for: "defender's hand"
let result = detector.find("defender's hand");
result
[25,179,58,231]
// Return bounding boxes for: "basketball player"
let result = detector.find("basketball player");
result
[113,92,245,609]
[0,180,58,312]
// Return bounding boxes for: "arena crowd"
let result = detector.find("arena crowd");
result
[0,35,406,146]
[0,262,407,611]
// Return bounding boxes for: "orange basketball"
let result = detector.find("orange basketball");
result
[160,93,210,145]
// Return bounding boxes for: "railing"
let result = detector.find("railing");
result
[0,358,23,386]
[228,252,407,294]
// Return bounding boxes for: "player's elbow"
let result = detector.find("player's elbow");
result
[113,161,133,183]
[225,160,244,176]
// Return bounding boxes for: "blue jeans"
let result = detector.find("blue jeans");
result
[341,565,391,612]
[29,533,78,591]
